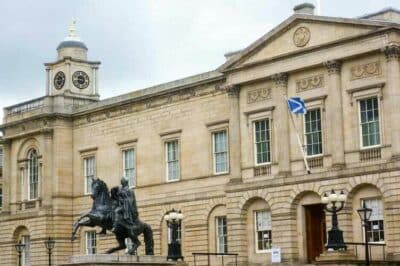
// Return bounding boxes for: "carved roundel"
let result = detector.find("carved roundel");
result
[72,71,90,89]
[54,71,66,90]
[293,27,311,47]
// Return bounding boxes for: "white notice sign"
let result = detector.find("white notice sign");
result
[271,247,281,263]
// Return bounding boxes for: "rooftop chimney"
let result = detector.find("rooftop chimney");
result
[293,3,315,15]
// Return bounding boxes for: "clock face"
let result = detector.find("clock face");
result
[54,71,66,90]
[72,71,90,89]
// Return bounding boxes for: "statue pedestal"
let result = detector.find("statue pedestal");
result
[315,250,358,266]
[60,255,188,266]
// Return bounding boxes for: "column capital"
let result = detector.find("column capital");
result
[271,73,289,87]
[324,60,342,74]
[225,84,241,98]
[383,44,400,61]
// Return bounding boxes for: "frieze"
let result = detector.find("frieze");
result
[74,83,223,127]
[296,74,324,92]
[350,61,381,80]
[247,88,272,104]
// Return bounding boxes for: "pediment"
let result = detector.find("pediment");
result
[221,16,387,71]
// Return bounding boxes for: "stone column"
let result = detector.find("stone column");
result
[271,73,290,175]
[1,140,11,213]
[227,85,242,181]
[383,44,400,159]
[324,60,345,168]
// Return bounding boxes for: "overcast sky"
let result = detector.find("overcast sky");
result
[0,0,399,120]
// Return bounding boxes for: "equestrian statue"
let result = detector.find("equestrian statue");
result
[71,177,154,255]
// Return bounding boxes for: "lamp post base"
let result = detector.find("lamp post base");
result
[326,229,347,250]
[167,243,184,261]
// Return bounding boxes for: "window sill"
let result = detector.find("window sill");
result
[166,179,180,183]
[255,249,272,254]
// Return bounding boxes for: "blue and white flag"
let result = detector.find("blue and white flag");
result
[287,97,307,114]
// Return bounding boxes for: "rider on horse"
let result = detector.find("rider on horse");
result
[111,177,139,233]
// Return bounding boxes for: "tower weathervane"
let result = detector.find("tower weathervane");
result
[68,20,77,37]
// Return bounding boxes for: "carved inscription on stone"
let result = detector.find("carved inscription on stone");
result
[296,74,324,92]
[293,27,311,47]
[247,88,272,104]
[350,61,381,80]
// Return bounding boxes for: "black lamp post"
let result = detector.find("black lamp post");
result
[44,237,55,266]
[15,240,25,266]
[357,202,372,266]
[321,189,347,250]
[165,209,184,261]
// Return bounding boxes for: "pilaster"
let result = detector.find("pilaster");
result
[1,139,11,213]
[324,60,345,168]
[271,73,290,175]
[383,44,400,159]
[226,85,242,181]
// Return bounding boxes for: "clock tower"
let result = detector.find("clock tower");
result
[44,21,100,100]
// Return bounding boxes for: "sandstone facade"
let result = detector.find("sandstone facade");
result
[1,5,400,266]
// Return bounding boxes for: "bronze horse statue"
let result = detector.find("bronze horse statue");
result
[71,178,154,255]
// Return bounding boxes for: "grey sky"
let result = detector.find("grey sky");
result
[0,0,399,120]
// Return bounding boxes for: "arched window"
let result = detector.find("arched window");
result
[28,149,38,200]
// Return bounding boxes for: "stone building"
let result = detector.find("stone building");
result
[1,3,400,266]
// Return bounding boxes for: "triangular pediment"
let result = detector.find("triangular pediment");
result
[220,15,390,71]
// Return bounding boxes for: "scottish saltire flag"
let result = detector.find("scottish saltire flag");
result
[287,97,307,114]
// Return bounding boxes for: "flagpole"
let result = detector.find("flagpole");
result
[284,96,311,174]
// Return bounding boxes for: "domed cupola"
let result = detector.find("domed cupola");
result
[57,21,88,60]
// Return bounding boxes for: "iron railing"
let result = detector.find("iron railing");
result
[347,242,386,261]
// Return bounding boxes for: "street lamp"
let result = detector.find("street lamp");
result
[165,209,184,261]
[15,240,25,266]
[321,189,347,250]
[44,237,55,266]
[357,202,372,266]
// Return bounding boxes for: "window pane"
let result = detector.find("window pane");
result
[255,211,272,251]
[304,109,323,156]
[254,120,271,164]
[216,217,227,253]
[359,98,380,148]
[123,149,135,187]
[166,141,179,181]
[213,131,228,173]
[84,157,95,194]
[363,198,384,242]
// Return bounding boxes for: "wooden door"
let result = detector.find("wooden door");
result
[305,204,326,262]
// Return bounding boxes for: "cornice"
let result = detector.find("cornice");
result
[222,27,400,74]
[44,56,101,67]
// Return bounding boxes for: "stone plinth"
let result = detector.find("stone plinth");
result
[60,255,188,266]
[315,250,358,266]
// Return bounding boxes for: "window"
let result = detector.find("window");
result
[213,131,228,174]
[123,149,136,187]
[21,235,30,266]
[254,119,271,165]
[168,222,182,244]
[216,217,228,253]
[363,198,384,242]
[85,231,97,254]
[255,210,272,251]
[304,108,322,156]
[359,97,380,148]
[166,140,179,181]
[28,150,38,200]
[84,157,95,194]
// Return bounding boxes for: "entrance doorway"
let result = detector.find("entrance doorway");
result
[305,204,326,262]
